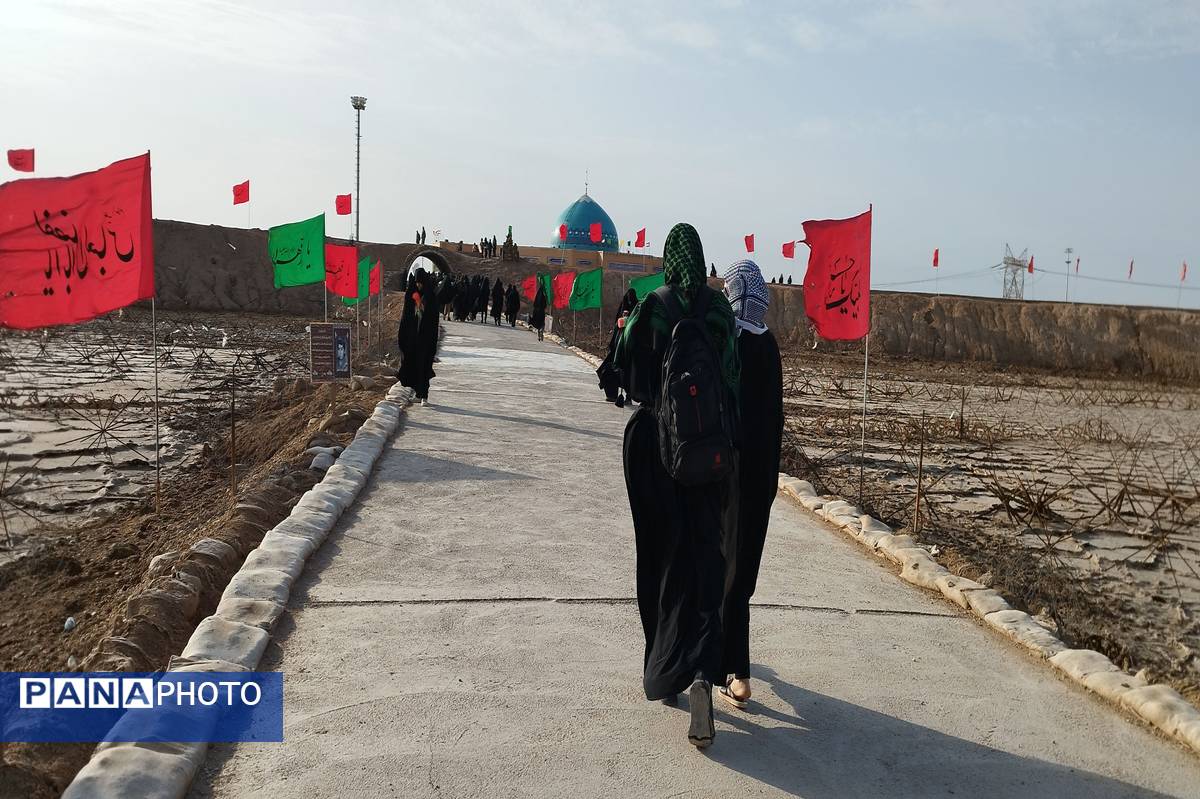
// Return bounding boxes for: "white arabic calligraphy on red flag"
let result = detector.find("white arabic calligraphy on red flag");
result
[0,153,154,330]
[801,207,871,341]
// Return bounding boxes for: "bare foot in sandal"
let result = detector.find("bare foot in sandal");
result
[717,676,751,710]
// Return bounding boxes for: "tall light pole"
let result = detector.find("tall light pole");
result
[1064,246,1073,302]
[350,96,367,355]
[350,96,366,243]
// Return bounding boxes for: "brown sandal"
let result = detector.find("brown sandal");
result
[716,676,750,710]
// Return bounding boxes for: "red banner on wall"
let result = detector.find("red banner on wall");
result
[0,153,154,329]
[552,271,576,309]
[324,243,359,297]
[521,274,537,301]
[801,207,871,341]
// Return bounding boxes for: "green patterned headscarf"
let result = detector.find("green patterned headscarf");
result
[662,223,706,298]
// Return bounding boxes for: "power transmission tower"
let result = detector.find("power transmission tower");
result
[1000,244,1028,300]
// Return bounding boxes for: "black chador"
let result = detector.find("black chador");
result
[490,278,504,326]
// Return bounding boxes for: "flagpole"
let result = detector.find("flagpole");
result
[858,332,870,506]
[151,297,161,516]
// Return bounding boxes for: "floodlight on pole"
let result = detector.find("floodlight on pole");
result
[350,96,366,244]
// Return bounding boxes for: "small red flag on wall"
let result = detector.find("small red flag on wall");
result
[589,222,602,244]
[801,207,871,341]
[744,233,754,253]
[782,241,796,259]
[335,194,352,215]
[232,180,249,205]
[7,149,34,172]
[1028,255,1034,274]
[932,248,939,268]
[559,223,568,241]
[635,228,646,248]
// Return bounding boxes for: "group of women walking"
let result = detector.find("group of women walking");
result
[397,234,783,750]
[607,222,783,749]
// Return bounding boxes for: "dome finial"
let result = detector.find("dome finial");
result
[584,168,589,196]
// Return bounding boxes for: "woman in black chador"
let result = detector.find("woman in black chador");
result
[504,284,520,327]
[613,223,738,749]
[397,268,440,405]
[474,275,490,322]
[596,288,638,405]
[715,259,783,712]
[530,283,548,340]
[490,278,504,326]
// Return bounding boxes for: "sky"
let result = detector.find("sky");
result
[3,0,1199,308]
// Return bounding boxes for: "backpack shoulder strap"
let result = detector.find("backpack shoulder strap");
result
[651,284,683,325]
[691,285,713,321]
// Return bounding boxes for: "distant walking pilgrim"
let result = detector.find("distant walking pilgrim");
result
[397,268,440,405]
[530,282,548,341]
[490,278,504,326]
[716,259,783,711]
[613,222,738,748]
[504,284,520,327]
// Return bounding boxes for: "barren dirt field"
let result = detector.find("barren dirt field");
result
[776,346,1199,704]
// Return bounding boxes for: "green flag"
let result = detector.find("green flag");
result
[568,267,603,310]
[342,256,372,306]
[269,213,325,289]
[630,271,665,300]
[538,272,554,309]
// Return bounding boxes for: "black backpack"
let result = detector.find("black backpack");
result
[651,285,735,486]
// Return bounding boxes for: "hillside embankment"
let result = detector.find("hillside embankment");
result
[153,220,1199,382]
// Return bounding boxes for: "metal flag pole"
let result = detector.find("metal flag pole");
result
[858,332,870,505]
[151,297,161,515]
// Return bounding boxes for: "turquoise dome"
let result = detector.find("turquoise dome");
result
[551,193,619,252]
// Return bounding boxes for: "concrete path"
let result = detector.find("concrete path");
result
[190,320,1200,799]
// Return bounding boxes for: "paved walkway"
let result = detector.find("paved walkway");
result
[190,320,1200,798]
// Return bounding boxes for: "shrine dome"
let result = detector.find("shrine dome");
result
[551,193,619,252]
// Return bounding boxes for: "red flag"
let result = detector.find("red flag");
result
[369,260,382,295]
[589,222,602,244]
[0,153,154,329]
[335,194,352,215]
[801,208,871,341]
[744,233,754,253]
[1028,255,1034,274]
[7,149,34,172]
[1129,259,1134,279]
[324,243,359,297]
[782,241,796,259]
[521,274,538,301]
[932,248,939,268]
[635,228,646,248]
[232,180,249,205]
[552,272,576,309]
[559,223,567,241]
[1075,257,1080,274]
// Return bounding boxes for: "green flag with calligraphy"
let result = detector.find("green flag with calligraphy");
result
[269,213,325,289]
[630,270,665,300]
[568,267,603,310]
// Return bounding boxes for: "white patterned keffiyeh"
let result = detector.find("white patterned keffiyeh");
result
[723,259,769,335]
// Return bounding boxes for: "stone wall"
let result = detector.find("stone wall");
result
[151,220,1199,381]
